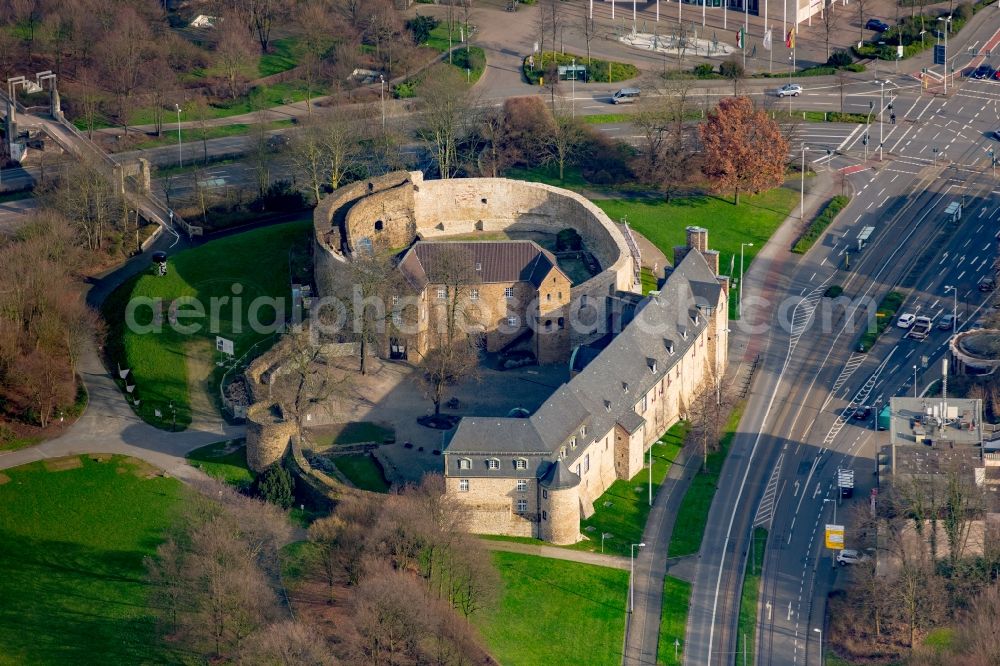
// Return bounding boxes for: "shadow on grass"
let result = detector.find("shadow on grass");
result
[494,556,625,612]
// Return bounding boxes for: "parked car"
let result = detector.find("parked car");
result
[896,313,916,329]
[776,83,802,98]
[837,549,872,565]
[994,69,1000,81]
[980,276,997,291]
[993,128,1000,140]
[865,19,890,32]
[938,313,957,330]
[971,64,995,79]
[611,88,641,104]
[853,405,872,420]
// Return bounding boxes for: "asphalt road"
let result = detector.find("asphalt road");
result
[684,70,1000,665]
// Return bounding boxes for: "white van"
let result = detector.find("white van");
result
[611,88,640,104]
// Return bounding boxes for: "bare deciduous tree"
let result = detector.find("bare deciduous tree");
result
[417,67,474,179]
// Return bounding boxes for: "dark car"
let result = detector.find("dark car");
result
[971,64,994,79]
[853,405,872,420]
[865,19,890,32]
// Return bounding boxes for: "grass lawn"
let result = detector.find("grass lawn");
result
[668,402,746,558]
[506,164,593,190]
[658,576,692,665]
[425,20,468,53]
[580,422,688,557]
[307,422,395,447]
[332,454,391,493]
[129,119,294,151]
[477,551,628,666]
[186,439,255,490]
[735,527,768,666]
[596,185,799,285]
[0,455,183,665]
[103,218,312,429]
[258,37,303,77]
[584,113,632,124]
[641,266,659,295]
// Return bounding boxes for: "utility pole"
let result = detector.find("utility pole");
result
[800,143,807,220]
[174,104,182,168]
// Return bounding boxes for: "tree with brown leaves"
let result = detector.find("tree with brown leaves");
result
[699,96,788,205]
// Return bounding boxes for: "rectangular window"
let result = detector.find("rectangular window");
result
[391,295,399,306]
[581,425,587,437]
[437,287,447,300]
[569,437,577,449]
[487,459,500,470]
[641,395,648,411]
[542,510,547,520]
[581,294,588,307]
[575,464,581,476]
[584,454,590,473]
[516,479,527,492]
[504,287,514,299]
[470,288,480,301]
[475,262,482,271]
[542,489,548,499]
[516,499,528,513]
[459,479,469,492]
[507,315,519,327]
[514,459,527,470]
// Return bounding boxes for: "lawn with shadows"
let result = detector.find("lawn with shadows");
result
[103,218,311,429]
[476,551,628,665]
[332,454,391,493]
[580,422,687,557]
[0,455,183,665]
[186,439,254,490]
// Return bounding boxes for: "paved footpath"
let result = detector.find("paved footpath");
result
[482,539,630,570]
[0,233,243,479]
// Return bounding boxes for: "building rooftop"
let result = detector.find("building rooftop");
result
[398,240,566,290]
[444,247,724,473]
[888,396,983,450]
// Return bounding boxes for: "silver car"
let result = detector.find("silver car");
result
[777,84,802,98]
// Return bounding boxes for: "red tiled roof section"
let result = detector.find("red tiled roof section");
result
[398,240,566,289]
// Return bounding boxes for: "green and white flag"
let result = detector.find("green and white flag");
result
[736,27,745,49]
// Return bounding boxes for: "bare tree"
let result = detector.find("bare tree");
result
[855,0,871,45]
[216,12,256,99]
[416,332,480,417]
[307,515,347,601]
[233,0,288,52]
[417,67,474,179]
[822,0,835,61]
[477,105,511,177]
[320,105,361,191]
[268,329,350,438]
[542,111,587,182]
[237,621,335,666]
[343,244,405,376]
[289,121,327,204]
[98,7,153,134]
[583,11,597,64]
[632,77,697,201]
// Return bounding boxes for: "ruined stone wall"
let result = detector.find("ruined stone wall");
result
[246,402,296,472]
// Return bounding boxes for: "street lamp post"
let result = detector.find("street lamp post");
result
[823,498,837,569]
[379,74,386,131]
[174,104,182,168]
[740,242,754,318]
[630,542,646,613]
[913,364,918,397]
[945,284,958,333]
[938,16,952,93]
[800,143,807,220]
[878,80,886,161]
[813,627,823,660]
[601,532,613,553]
[571,57,576,118]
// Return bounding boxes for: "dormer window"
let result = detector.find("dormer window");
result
[692,313,700,325]
[580,425,587,437]
[559,447,566,459]
[604,400,612,412]
[458,458,471,470]
[486,458,500,470]
[570,437,577,449]
[514,458,527,470]
[680,328,688,340]
[647,358,657,374]
[622,382,629,393]
[665,340,675,355]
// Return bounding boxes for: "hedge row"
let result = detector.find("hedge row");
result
[853,0,992,61]
[522,51,639,85]
[792,194,850,254]
[859,291,905,352]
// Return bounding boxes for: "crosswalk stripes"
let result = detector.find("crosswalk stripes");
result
[753,452,783,529]
[788,284,827,355]
[822,348,897,446]
[830,353,866,395]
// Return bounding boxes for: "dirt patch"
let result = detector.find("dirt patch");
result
[43,456,83,472]
[89,454,113,463]
[185,337,220,428]
[0,472,10,485]
[117,458,161,479]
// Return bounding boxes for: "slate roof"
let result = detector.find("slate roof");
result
[444,248,724,476]
[398,240,566,290]
[539,460,581,490]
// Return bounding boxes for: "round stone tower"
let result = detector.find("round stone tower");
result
[245,402,297,472]
[538,460,582,545]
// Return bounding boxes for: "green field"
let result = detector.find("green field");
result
[129,119,294,151]
[736,527,768,666]
[668,403,746,557]
[307,422,395,448]
[580,422,687,557]
[596,186,799,284]
[103,218,312,429]
[186,439,255,490]
[477,551,628,665]
[332,454,391,493]
[0,455,182,664]
[658,576,692,665]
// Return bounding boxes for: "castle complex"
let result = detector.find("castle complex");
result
[246,172,729,544]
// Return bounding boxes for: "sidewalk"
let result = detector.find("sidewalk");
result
[481,539,630,570]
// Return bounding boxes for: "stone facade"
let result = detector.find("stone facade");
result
[443,231,729,544]
[246,402,296,472]
[313,172,637,365]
